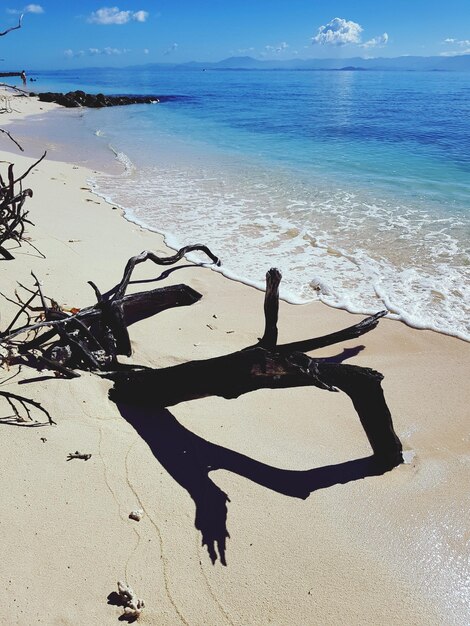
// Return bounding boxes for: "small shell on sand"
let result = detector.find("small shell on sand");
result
[129,508,144,522]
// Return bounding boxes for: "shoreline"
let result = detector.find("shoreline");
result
[91,182,470,344]
[88,158,470,343]
[1,89,469,625]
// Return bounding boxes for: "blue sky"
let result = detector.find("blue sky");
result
[2,1,470,69]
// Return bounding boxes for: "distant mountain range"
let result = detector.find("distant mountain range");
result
[135,54,470,72]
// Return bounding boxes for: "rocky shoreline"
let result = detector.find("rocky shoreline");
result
[35,90,182,108]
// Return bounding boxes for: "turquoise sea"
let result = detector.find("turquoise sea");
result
[28,67,470,340]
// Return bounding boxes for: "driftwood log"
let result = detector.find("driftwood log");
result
[0,246,220,423]
[0,250,402,469]
[0,245,220,375]
[109,268,403,470]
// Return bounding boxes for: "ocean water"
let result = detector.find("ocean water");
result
[32,67,470,340]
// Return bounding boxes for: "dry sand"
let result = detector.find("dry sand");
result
[0,88,469,625]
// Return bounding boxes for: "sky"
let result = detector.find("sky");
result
[1,1,470,70]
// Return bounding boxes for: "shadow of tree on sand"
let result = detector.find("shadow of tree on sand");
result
[116,402,393,567]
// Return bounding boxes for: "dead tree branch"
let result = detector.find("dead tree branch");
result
[0,15,23,37]
[108,268,403,470]
[0,389,55,425]
[0,128,23,151]
[0,83,30,95]
[13,150,46,184]
[0,247,220,376]
[0,152,46,259]
[112,245,221,300]
[0,253,402,469]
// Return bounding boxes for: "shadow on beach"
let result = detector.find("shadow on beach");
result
[116,402,391,567]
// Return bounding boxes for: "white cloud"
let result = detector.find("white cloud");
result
[66,50,85,57]
[360,32,389,48]
[443,38,470,47]
[264,41,289,54]
[133,10,148,23]
[7,3,44,15]
[163,42,178,55]
[24,3,43,13]
[88,7,149,25]
[143,48,149,54]
[312,17,363,46]
[64,47,131,58]
[441,37,470,55]
[104,46,130,55]
[88,8,129,25]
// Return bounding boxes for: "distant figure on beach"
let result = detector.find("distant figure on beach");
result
[20,70,26,85]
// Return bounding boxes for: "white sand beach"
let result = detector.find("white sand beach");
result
[0,88,469,625]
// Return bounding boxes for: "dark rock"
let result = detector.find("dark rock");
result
[36,90,166,108]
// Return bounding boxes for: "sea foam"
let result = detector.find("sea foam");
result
[90,148,470,342]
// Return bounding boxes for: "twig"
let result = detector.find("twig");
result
[67,451,92,461]
[23,238,46,259]
[13,151,46,185]
[3,288,39,334]
[113,245,221,300]
[0,311,81,342]
[0,83,30,95]
[0,389,56,425]
[0,128,23,151]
